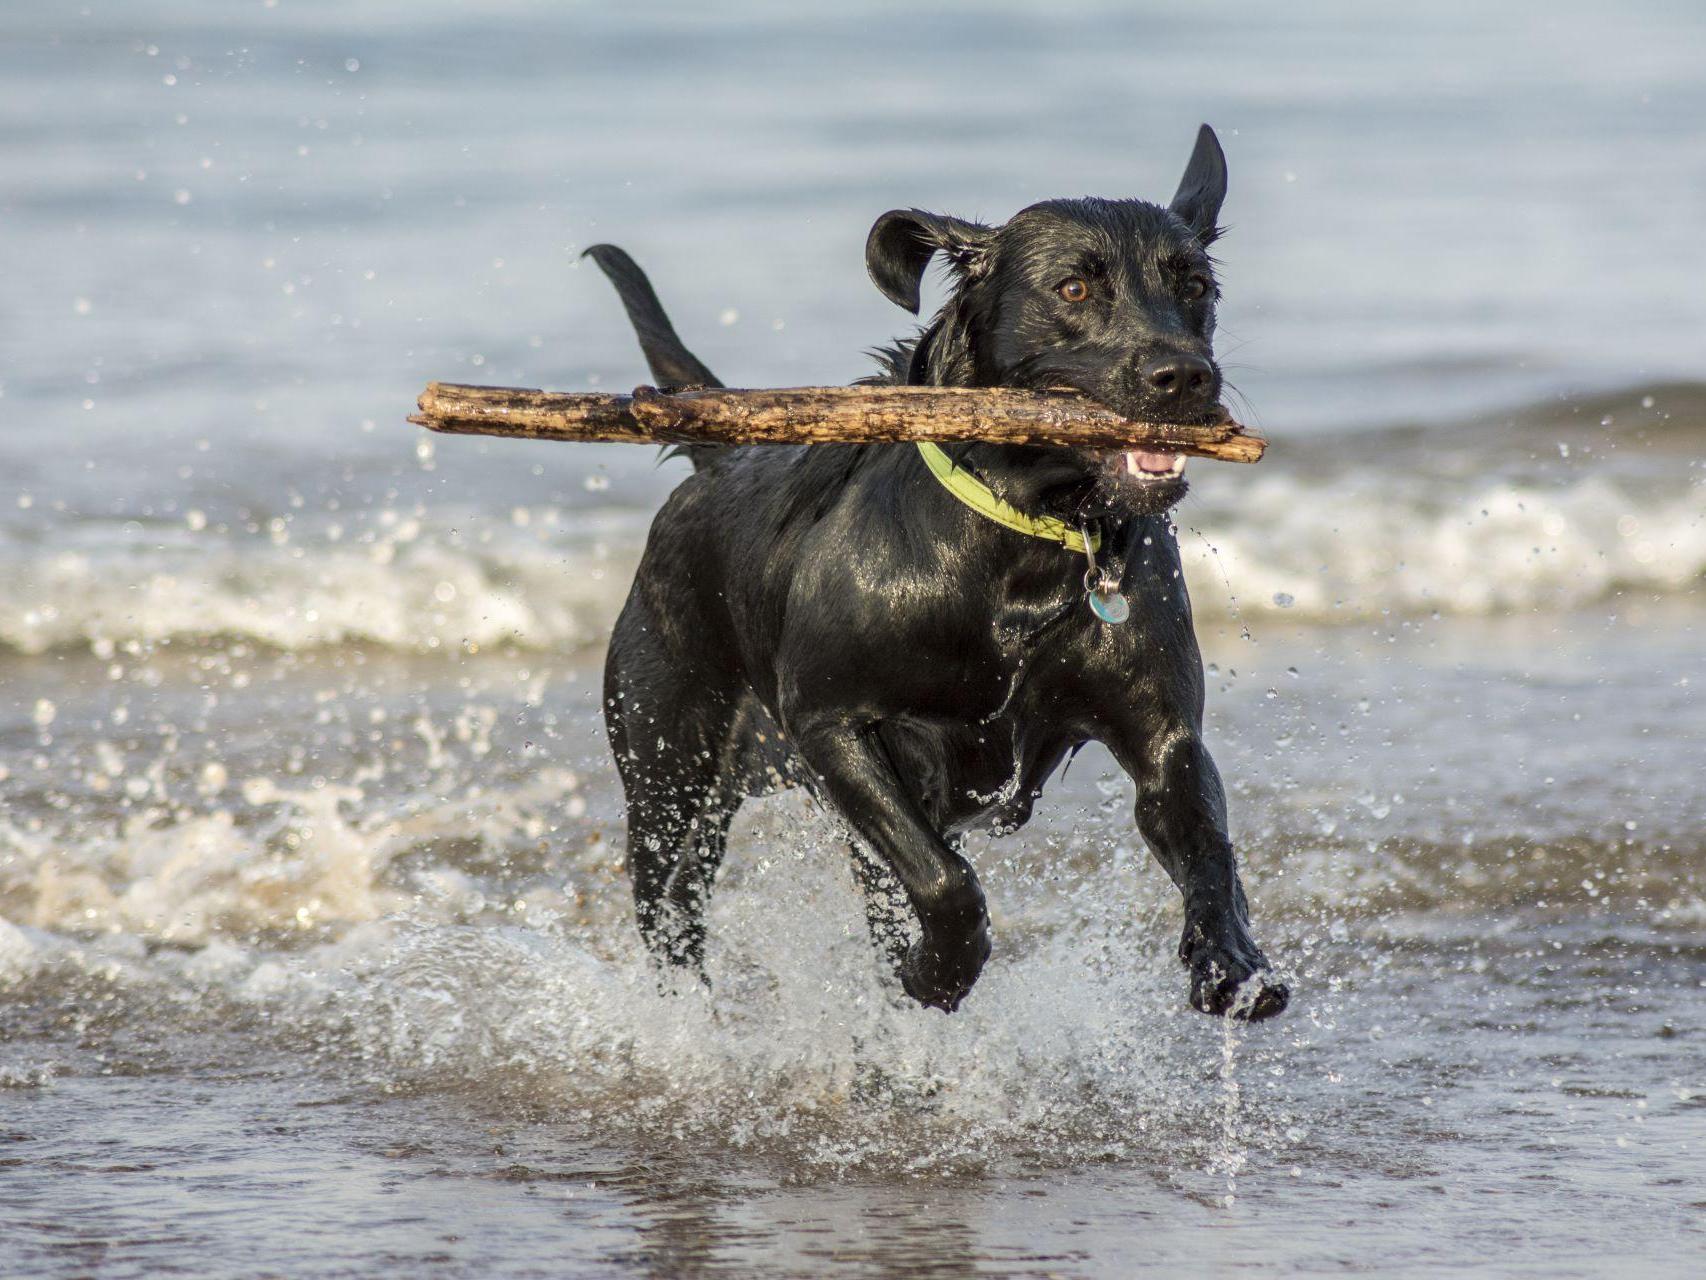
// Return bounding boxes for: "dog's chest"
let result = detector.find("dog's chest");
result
[887,709,1070,835]
[884,641,1093,832]
[910,607,1176,831]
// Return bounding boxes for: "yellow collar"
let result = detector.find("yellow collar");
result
[915,442,1100,553]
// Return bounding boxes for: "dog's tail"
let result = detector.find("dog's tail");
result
[582,244,724,469]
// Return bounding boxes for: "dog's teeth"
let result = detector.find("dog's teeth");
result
[1124,449,1183,478]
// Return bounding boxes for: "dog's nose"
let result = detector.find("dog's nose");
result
[1140,354,1215,403]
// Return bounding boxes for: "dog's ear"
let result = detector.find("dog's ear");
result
[1169,124,1228,243]
[865,210,995,313]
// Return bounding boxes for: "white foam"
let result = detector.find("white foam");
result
[0,510,643,656]
[1182,469,1705,621]
[0,786,1301,1173]
[263,804,1269,1174]
[0,767,588,946]
[0,917,42,984]
[1,470,1700,657]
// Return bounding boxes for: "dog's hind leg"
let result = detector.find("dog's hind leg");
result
[632,775,739,977]
[604,612,744,977]
[610,719,739,976]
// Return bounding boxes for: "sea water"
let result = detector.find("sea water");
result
[2,2,1703,1275]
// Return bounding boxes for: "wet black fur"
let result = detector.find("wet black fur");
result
[590,125,1287,1019]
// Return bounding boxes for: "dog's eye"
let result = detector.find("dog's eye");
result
[1056,277,1089,303]
[1183,275,1211,301]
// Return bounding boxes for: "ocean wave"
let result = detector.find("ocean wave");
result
[1,465,1700,656]
[0,511,644,657]
[1179,467,1704,621]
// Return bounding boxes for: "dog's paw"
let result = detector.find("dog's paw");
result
[1188,961,1289,1021]
[1180,921,1289,1021]
[898,928,991,1013]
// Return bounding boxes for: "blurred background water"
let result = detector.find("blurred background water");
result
[1,2,1702,1277]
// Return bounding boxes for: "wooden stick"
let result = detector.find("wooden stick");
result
[409,382,1267,463]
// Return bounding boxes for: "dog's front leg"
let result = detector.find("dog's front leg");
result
[787,715,990,1012]
[1105,722,1288,1020]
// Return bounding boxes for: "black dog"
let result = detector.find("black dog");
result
[587,124,1286,1019]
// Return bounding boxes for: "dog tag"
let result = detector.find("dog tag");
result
[1088,587,1130,625]
[1078,526,1129,625]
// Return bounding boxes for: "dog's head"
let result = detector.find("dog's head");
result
[866,125,1229,518]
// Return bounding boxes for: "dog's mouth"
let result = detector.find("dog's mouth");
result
[1042,385,1195,488]
[1085,447,1188,515]
[1033,384,1204,514]
[1106,447,1186,484]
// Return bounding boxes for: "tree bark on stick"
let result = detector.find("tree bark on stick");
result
[408,382,1267,463]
